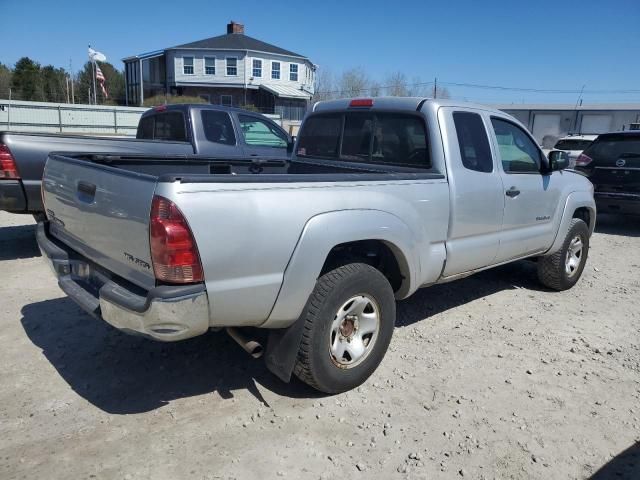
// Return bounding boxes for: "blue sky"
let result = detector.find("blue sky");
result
[2,0,639,104]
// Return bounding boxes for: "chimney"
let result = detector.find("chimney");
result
[227,21,244,34]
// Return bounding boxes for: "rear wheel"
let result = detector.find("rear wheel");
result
[537,218,589,291]
[293,263,395,394]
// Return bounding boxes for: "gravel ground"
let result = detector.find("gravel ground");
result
[0,210,638,480]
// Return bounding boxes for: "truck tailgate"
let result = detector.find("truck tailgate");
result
[42,154,157,290]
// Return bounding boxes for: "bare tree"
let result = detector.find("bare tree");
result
[369,80,382,97]
[385,71,408,96]
[434,86,451,99]
[312,67,335,103]
[338,67,369,98]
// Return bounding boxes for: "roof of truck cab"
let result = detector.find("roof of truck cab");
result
[312,97,506,114]
[140,103,274,117]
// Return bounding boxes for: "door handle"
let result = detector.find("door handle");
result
[505,187,520,198]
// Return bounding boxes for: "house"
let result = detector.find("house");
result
[123,22,315,120]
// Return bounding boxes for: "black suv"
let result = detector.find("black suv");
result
[575,131,640,215]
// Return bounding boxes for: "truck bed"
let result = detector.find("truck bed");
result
[60,153,444,182]
[0,132,193,213]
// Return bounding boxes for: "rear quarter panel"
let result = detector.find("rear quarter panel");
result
[156,178,450,328]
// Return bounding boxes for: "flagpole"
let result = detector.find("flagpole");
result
[93,60,98,105]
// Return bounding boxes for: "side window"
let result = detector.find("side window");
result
[453,112,493,173]
[201,110,235,145]
[137,116,154,139]
[238,115,288,148]
[491,118,541,173]
[491,118,540,173]
[153,112,187,141]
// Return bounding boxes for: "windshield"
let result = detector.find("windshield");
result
[296,112,432,169]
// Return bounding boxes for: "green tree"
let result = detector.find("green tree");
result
[98,62,125,105]
[11,57,44,101]
[0,63,12,98]
[41,65,68,102]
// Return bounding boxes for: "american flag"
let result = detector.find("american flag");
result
[95,64,108,98]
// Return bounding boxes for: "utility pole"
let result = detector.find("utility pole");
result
[69,58,75,104]
[433,77,437,99]
[572,84,585,133]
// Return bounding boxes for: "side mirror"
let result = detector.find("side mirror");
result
[286,136,296,156]
[548,150,570,171]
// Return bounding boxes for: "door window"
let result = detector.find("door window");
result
[201,110,235,145]
[453,112,493,173]
[491,118,541,173]
[238,115,288,148]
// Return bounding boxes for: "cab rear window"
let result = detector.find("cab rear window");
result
[136,112,187,141]
[297,112,431,169]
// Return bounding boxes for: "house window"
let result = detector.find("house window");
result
[204,57,215,75]
[226,57,237,76]
[289,63,298,81]
[252,59,262,78]
[271,62,280,80]
[220,95,233,106]
[183,56,194,75]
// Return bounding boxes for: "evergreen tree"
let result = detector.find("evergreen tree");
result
[11,57,44,101]
[41,65,68,102]
[0,63,12,98]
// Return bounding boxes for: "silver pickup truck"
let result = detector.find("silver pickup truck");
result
[37,97,595,393]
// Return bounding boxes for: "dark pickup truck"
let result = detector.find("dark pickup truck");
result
[0,104,290,216]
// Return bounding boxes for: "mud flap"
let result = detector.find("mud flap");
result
[264,315,307,383]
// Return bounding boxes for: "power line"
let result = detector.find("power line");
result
[316,78,640,97]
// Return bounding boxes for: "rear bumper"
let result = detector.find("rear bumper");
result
[0,179,27,212]
[36,221,210,341]
[595,192,640,215]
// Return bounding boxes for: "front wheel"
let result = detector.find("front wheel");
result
[293,263,396,394]
[537,218,590,291]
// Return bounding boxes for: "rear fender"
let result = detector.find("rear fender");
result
[262,209,420,329]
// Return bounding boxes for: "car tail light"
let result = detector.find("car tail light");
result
[575,153,593,167]
[150,195,203,283]
[349,98,374,107]
[0,144,20,179]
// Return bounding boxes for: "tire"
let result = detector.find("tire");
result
[293,263,396,394]
[537,218,590,291]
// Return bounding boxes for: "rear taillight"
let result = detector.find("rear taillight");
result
[0,144,20,179]
[149,195,203,284]
[575,153,593,167]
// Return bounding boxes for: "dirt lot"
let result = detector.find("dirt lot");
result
[0,210,638,480]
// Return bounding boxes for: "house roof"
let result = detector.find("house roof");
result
[169,33,307,59]
[260,84,312,100]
